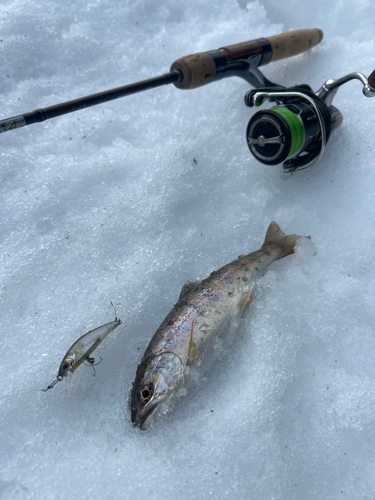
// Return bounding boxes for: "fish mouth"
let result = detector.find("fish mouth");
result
[135,400,160,431]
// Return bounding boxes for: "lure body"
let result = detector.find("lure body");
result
[130,222,306,429]
[58,319,122,376]
[44,317,121,391]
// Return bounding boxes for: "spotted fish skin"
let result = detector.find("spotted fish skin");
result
[130,222,305,429]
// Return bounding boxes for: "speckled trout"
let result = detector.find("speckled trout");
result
[130,222,307,429]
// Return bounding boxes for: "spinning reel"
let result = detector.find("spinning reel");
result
[244,69,375,177]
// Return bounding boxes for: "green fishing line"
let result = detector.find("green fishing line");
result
[273,106,304,157]
[2,94,245,292]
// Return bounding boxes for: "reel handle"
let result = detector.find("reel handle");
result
[170,28,323,90]
[368,69,375,89]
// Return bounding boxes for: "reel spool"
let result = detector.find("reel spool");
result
[244,72,375,177]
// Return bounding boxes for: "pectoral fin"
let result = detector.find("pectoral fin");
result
[187,320,199,365]
[240,290,254,314]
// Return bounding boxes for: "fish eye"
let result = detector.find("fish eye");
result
[138,384,154,403]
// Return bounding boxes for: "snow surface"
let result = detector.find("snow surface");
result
[1,1,375,499]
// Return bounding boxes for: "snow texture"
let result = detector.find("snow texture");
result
[1,1,374,499]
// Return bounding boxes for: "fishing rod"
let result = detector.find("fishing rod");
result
[1,27,373,177]
[0,28,322,133]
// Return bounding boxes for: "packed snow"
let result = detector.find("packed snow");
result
[1,0,375,499]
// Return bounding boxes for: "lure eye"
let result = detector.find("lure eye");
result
[138,384,154,403]
[62,363,69,370]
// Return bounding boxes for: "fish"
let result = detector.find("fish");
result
[130,222,309,429]
[43,304,122,391]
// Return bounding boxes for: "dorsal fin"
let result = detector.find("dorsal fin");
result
[178,280,201,300]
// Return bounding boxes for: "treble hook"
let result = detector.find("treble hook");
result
[83,356,103,376]
[107,300,123,321]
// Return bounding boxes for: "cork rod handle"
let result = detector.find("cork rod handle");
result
[268,28,323,62]
[171,28,323,90]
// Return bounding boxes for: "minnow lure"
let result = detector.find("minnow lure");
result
[130,222,310,429]
[43,303,122,391]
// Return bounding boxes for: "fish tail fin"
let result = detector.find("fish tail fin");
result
[263,221,302,259]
